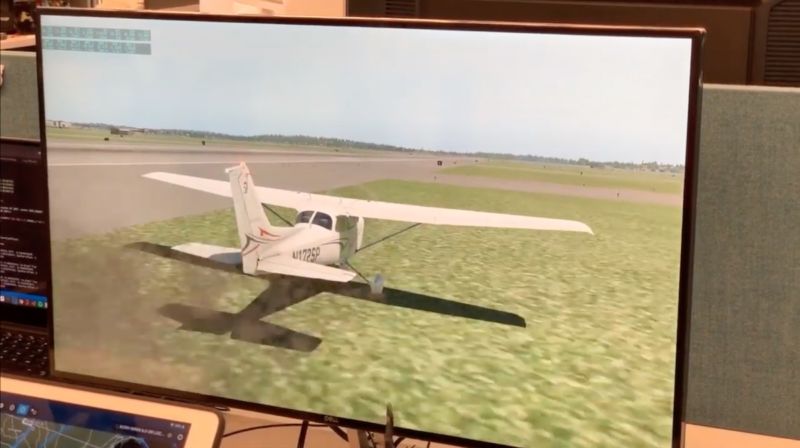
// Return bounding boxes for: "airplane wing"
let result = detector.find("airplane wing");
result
[257,256,358,283]
[143,170,592,234]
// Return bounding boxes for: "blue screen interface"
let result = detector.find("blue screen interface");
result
[0,392,190,448]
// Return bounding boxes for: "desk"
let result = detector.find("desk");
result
[0,34,35,51]
[223,408,459,448]
[684,424,800,448]
[223,410,350,448]
[221,410,800,448]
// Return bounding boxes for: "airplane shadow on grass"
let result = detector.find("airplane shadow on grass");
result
[127,242,527,352]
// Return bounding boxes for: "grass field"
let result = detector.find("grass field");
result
[51,180,682,447]
[46,127,365,154]
[443,160,684,195]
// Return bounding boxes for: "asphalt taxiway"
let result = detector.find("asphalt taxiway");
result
[47,141,680,240]
[47,144,447,239]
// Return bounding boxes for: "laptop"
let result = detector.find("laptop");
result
[1,373,224,447]
[0,137,50,377]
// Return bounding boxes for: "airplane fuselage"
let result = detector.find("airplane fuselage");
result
[258,220,343,267]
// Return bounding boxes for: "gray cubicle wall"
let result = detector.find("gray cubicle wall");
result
[0,57,798,439]
[0,51,39,140]
[686,84,800,439]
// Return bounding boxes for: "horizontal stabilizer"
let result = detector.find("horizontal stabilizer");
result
[144,172,233,198]
[257,257,357,283]
[172,242,241,266]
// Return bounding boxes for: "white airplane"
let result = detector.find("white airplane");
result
[142,162,592,292]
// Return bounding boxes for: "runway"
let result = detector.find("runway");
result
[48,140,361,156]
[46,144,424,166]
[47,146,448,240]
[47,143,681,240]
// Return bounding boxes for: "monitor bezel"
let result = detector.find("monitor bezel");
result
[35,8,704,448]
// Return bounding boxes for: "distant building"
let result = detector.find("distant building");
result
[46,120,71,128]
[110,126,140,136]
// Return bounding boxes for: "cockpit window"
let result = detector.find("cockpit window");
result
[296,211,314,224]
[312,212,333,230]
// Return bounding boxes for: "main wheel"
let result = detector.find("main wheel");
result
[370,273,385,295]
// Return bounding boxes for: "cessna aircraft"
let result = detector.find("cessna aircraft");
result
[142,162,593,292]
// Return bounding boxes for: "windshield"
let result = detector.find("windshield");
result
[296,210,314,224]
[312,212,333,230]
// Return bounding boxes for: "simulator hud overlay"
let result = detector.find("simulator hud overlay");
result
[41,14,693,448]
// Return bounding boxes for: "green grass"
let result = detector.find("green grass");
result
[45,127,363,154]
[49,126,243,146]
[443,160,684,195]
[51,180,682,447]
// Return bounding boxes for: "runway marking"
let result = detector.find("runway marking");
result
[48,158,430,167]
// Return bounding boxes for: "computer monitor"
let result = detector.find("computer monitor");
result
[37,9,702,447]
[0,138,50,329]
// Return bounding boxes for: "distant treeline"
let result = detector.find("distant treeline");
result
[67,122,685,173]
[459,153,683,173]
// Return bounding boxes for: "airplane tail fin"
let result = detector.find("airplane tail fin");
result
[226,162,278,274]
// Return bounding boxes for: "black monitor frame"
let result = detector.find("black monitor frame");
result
[35,8,704,447]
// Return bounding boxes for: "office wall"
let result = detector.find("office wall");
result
[348,0,755,85]
[686,84,800,439]
[0,51,39,140]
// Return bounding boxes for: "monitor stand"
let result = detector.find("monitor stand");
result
[348,429,372,448]
[347,404,394,448]
[348,429,392,448]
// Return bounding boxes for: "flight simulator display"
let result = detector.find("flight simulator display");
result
[40,11,699,447]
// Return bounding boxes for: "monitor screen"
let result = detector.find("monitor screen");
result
[0,138,50,328]
[39,10,700,447]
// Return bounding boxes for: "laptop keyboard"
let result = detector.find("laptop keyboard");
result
[0,328,49,376]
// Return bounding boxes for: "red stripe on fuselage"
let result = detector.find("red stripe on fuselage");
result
[259,227,278,238]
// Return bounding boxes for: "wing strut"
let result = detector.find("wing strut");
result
[344,260,372,285]
[357,223,422,254]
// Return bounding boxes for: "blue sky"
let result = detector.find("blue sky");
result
[42,15,693,163]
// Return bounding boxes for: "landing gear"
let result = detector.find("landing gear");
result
[370,273,385,295]
[345,262,385,295]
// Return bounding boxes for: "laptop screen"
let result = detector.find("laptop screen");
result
[0,391,191,447]
[39,10,701,448]
[0,138,50,328]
